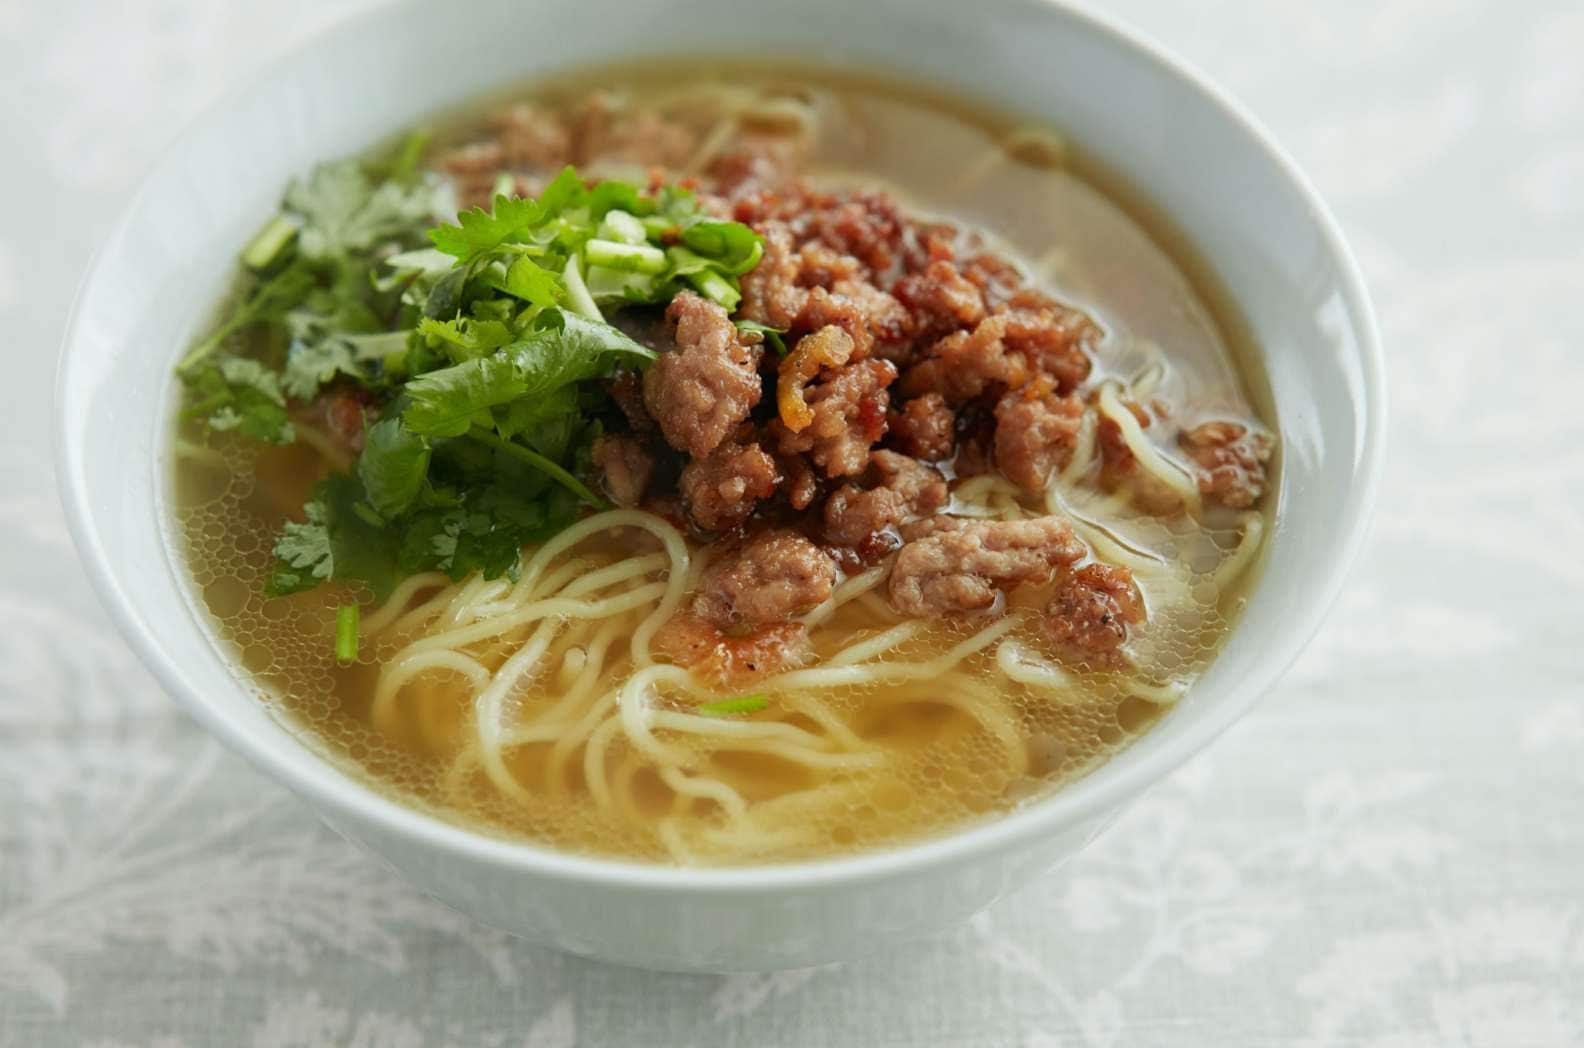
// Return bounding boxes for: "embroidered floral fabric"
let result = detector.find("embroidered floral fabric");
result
[3,1,1580,1044]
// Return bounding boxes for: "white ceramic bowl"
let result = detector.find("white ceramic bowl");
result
[55,0,1384,971]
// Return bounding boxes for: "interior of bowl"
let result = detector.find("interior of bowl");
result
[55,0,1383,889]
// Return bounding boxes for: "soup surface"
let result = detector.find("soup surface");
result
[171,68,1276,865]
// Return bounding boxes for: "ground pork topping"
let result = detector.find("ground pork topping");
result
[679,442,780,532]
[591,434,656,508]
[823,451,949,547]
[1042,563,1143,667]
[643,291,763,458]
[694,529,839,629]
[888,516,1086,618]
[994,382,1085,492]
[1179,420,1275,508]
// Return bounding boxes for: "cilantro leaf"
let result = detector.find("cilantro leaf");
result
[358,417,431,518]
[181,355,295,444]
[503,256,564,308]
[268,473,401,600]
[427,195,547,262]
[416,316,515,361]
[402,309,655,438]
[266,494,332,595]
[286,160,439,260]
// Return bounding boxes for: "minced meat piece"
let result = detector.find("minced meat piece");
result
[959,252,1025,308]
[888,392,956,461]
[811,191,903,272]
[591,434,656,508]
[571,91,696,168]
[823,450,948,546]
[901,314,1031,404]
[653,613,810,684]
[490,104,572,169]
[1179,420,1274,508]
[738,222,806,329]
[644,291,763,457]
[901,307,1097,404]
[892,260,987,336]
[680,441,779,532]
[994,383,1085,491]
[694,529,839,629]
[832,279,914,350]
[608,370,655,433]
[888,516,1086,618]
[796,242,866,287]
[795,286,876,359]
[1042,563,1143,667]
[779,452,821,511]
[770,358,897,478]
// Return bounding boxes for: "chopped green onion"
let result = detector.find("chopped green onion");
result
[685,268,741,311]
[241,216,299,272]
[640,214,676,239]
[597,209,648,245]
[334,604,360,663]
[586,264,658,302]
[584,238,669,274]
[696,694,770,718]
[560,254,603,322]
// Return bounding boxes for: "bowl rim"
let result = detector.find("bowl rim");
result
[54,0,1386,894]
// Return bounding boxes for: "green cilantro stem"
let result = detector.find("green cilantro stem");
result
[696,694,771,718]
[241,216,299,272]
[467,424,608,509]
[584,238,668,274]
[334,604,360,663]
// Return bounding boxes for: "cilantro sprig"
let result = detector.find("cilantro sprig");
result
[175,147,765,625]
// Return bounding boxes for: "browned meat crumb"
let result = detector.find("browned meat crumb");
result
[770,358,897,478]
[901,313,1033,404]
[490,104,572,169]
[680,442,780,532]
[694,529,839,629]
[823,450,949,547]
[1179,420,1274,508]
[778,452,821,511]
[795,286,877,359]
[1096,399,1183,515]
[570,91,696,169]
[811,191,903,271]
[887,392,956,461]
[1042,562,1143,667]
[892,260,987,337]
[643,291,763,457]
[653,613,810,684]
[591,434,656,508]
[994,382,1084,491]
[608,370,655,433]
[738,222,805,329]
[795,242,866,287]
[959,252,1025,308]
[888,516,1086,618]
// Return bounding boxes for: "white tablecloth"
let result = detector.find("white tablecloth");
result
[4,1,1581,1044]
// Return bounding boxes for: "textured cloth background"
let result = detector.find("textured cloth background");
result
[3,1,1581,1044]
